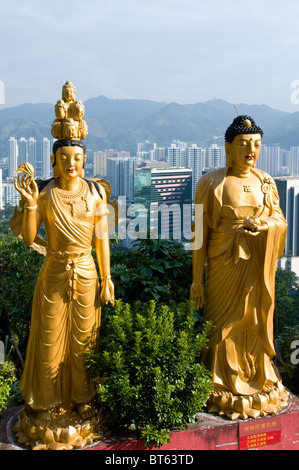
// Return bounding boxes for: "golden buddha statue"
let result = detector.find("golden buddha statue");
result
[11,82,115,449]
[190,115,290,420]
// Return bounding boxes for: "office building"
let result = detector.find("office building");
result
[275,176,299,275]
[134,167,192,240]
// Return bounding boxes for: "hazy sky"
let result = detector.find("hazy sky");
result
[1,0,299,112]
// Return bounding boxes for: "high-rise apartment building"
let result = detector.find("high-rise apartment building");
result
[258,146,281,176]
[9,137,18,178]
[290,147,299,176]
[119,158,135,202]
[204,144,224,170]
[0,169,3,210]
[107,156,135,202]
[42,138,51,179]
[3,182,20,206]
[94,151,108,178]
[18,137,28,163]
[165,145,185,167]
[28,137,36,165]
[185,145,204,199]
[137,140,157,153]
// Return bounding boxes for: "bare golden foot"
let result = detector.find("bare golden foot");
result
[77,403,98,420]
[34,409,53,427]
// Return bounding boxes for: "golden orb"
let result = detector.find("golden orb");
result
[243,119,252,128]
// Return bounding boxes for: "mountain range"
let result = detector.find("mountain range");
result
[0,96,299,157]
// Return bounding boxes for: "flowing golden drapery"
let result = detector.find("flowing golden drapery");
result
[19,180,101,411]
[195,167,287,398]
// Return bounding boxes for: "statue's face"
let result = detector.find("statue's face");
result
[63,86,75,102]
[54,146,86,180]
[226,133,262,169]
[65,123,77,139]
[76,106,84,120]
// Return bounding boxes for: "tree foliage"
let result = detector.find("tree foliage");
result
[0,237,43,359]
[110,238,193,305]
[274,268,299,392]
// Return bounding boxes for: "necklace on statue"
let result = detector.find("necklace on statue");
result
[56,180,90,216]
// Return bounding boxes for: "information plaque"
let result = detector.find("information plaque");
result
[239,416,282,450]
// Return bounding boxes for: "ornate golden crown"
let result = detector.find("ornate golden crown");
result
[51,81,88,141]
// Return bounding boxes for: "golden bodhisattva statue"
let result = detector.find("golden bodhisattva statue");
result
[11,82,115,449]
[190,115,290,420]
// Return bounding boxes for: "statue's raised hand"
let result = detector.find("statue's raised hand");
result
[14,163,39,207]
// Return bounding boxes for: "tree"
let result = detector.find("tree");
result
[274,268,299,393]
[110,238,193,305]
[0,239,43,362]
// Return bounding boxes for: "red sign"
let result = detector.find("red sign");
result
[239,416,282,450]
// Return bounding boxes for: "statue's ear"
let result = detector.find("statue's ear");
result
[225,142,232,167]
[51,154,59,178]
[78,155,87,178]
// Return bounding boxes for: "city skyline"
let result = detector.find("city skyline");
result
[1,135,299,274]
[1,1,299,113]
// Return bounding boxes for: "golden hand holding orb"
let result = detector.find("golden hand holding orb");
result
[191,111,290,420]
[14,163,39,209]
[11,82,114,449]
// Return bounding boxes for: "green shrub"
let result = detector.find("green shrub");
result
[85,299,213,448]
[0,361,17,416]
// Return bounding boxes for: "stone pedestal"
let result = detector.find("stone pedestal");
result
[2,395,299,451]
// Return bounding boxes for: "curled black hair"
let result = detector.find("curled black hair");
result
[225,115,263,143]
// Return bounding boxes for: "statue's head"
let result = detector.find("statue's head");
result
[224,115,263,168]
[62,81,76,102]
[63,118,78,140]
[51,139,86,179]
[69,100,85,121]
